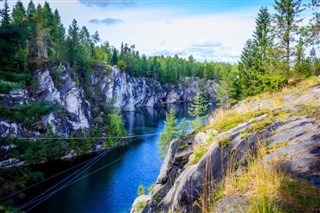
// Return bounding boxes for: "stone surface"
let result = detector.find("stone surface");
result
[91,67,218,111]
[137,85,320,213]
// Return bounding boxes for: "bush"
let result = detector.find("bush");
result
[137,184,145,196]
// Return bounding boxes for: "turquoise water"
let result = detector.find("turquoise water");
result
[25,104,212,213]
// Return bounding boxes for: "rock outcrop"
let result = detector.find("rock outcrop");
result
[133,82,320,213]
[0,63,217,138]
[91,66,217,111]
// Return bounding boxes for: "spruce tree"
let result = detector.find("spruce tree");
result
[67,19,80,65]
[1,0,11,27]
[26,0,37,59]
[158,109,177,159]
[252,7,273,71]
[188,92,208,130]
[273,0,303,74]
[12,1,26,27]
[51,9,66,59]
[238,7,274,97]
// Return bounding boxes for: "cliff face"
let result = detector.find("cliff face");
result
[0,63,217,138]
[91,66,217,111]
[132,80,320,213]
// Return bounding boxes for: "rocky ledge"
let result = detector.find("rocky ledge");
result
[131,79,320,213]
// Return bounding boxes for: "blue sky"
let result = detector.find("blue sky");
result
[6,0,280,62]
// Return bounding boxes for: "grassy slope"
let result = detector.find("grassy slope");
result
[194,76,320,213]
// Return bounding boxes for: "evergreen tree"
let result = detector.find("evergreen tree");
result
[1,0,11,27]
[188,92,208,130]
[67,19,80,65]
[12,1,26,27]
[12,1,28,72]
[78,26,93,64]
[158,109,177,159]
[305,0,319,45]
[51,9,66,59]
[92,30,100,44]
[33,4,51,58]
[137,184,145,196]
[273,0,303,74]
[26,0,37,59]
[252,7,273,71]
[111,48,118,65]
[215,65,240,108]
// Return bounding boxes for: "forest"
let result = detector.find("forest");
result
[0,0,319,105]
[0,0,319,211]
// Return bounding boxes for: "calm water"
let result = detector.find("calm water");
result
[23,104,212,213]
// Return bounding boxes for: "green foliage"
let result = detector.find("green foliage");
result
[190,146,207,165]
[188,92,208,130]
[137,184,145,196]
[215,65,240,108]
[0,80,23,94]
[274,0,303,74]
[0,70,29,82]
[104,110,126,148]
[0,102,60,123]
[0,167,43,198]
[117,59,127,71]
[188,92,208,117]
[158,109,177,159]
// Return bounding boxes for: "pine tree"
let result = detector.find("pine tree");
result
[67,19,80,65]
[92,30,100,44]
[188,92,208,117]
[51,9,66,59]
[305,0,319,45]
[78,26,93,64]
[188,92,208,130]
[26,0,37,59]
[238,39,257,97]
[111,48,118,65]
[252,7,273,71]
[215,65,240,108]
[273,0,303,74]
[137,184,145,196]
[12,1,28,72]
[238,7,276,98]
[158,109,177,159]
[1,0,11,27]
[12,1,26,27]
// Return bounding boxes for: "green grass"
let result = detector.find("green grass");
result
[178,144,189,150]
[190,146,208,165]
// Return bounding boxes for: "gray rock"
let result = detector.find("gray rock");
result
[92,66,217,111]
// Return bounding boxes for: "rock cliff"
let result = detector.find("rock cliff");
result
[0,63,217,138]
[91,66,217,111]
[131,79,320,213]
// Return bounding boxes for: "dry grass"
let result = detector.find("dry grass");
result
[197,142,320,213]
[207,76,320,134]
[192,77,320,212]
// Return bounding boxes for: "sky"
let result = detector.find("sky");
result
[5,0,280,63]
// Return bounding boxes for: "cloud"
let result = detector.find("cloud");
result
[101,18,124,25]
[152,49,187,57]
[89,17,124,25]
[89,19,100,24]
[191,41,222,48]
[79,0,134,8]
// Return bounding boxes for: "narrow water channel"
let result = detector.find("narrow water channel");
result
[25,104,212,213]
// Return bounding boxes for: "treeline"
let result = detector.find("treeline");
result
[96,43,234,83]
[216,0,320,107]
[0,0,234,86]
